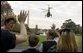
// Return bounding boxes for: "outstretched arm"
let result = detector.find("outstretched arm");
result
[16,10,28,44]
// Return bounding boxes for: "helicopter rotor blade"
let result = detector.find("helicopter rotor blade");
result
[41,10,47,13]
[42,10,48,12]
[40,8,48,11]
[39,8,48,12]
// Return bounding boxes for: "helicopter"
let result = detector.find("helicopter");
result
[41,5,52,18]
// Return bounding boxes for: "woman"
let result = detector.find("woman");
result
[57,29,78,52]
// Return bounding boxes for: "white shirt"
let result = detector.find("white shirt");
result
[54,37,59,43]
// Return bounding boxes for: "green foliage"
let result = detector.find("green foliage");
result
[1,18,5,26]
[61,19,82,34]
[25,24,30,32]
[1,1,12,16]
[38,35,46,45]
[76,34,82,36]
[11,23,20,33]
[51,24,56,30]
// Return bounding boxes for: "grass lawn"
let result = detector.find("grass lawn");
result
[38,34,82,48]
[75,34,82,48]
[38,35,82,48]
[17,34,82,48]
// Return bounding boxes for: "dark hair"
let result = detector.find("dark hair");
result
[47,29,59,39]
[4,18,16,25]
[60,28,71,35]
[29,35,39,47]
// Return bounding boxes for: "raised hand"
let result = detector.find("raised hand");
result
[18,10,28,23]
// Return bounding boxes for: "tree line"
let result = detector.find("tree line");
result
[1,1,82,34]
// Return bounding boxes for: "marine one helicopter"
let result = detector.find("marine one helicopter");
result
[41,5,52,18]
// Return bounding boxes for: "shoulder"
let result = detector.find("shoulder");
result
[42,41,48,44]
[1,29,12,35]
[1,29,15,37]
[1,29,16,49]
[43,41,57,44]
[22,48,40,52]
[1,29,16,40]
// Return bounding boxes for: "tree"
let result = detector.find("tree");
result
[35,25,39,34]
[51,24,56,30]
[1,1,12,16]
[25,24,30,34]
[56,28,59,32]
[61,19,82,34]
[1,1,14,26]
[75,25,82,34]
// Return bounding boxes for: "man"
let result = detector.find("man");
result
[0,10,28,52]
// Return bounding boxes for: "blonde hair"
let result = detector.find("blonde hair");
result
[57,29,78,52]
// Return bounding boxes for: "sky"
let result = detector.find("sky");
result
[8,1,82,29]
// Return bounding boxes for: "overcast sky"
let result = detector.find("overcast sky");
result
[8,1,82,29]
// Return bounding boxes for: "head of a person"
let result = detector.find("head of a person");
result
[4,16,16,30]
[46,29,59,40]
[28,35,39,47]
[57,28,78,52]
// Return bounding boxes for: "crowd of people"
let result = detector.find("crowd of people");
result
[1,10,78,52]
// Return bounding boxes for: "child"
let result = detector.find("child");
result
[22,35,40,52]
[39,29,59,52]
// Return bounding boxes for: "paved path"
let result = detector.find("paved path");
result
[8,45,28,52]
